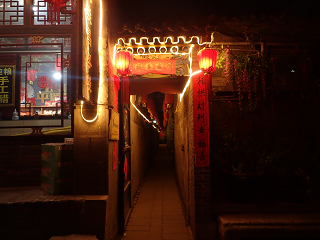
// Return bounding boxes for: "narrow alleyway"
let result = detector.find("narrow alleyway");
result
[121,144,192,240]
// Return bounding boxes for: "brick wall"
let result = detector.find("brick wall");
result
[173,45,215,240]
[0,199,106,240]
[0,145,41,187]
[130,96,155,199]
[0,136,67,188]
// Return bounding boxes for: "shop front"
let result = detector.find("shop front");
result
[0,0,78,136]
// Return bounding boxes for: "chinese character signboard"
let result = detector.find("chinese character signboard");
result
[193,72,210,167]
[132,60,176,75]
[0,65,15,107]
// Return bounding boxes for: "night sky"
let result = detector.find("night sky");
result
[110,0,317,30]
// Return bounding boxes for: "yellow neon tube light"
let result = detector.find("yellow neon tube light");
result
[180,70,202,101]
[81,0,103,123]
[113,34,214,65]
[131,100,151,123]
[131,99,160,131]
[117,36,211,46]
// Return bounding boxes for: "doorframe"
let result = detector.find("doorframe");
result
[118,91,132,235]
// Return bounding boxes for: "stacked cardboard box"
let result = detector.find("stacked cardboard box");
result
[41,143,74,195]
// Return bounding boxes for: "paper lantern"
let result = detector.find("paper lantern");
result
[197,48,218,101]
[115,50,133,76]
[44,0,68,24]
[27,68,37,84]
[115,50,134,104]
[55,57,62,71]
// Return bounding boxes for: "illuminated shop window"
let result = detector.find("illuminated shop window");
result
[0,0,24,25]
[20,53,70,117]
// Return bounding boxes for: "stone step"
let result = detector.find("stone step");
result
[218,213,320,240]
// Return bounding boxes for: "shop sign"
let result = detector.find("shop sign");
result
[0,65,15,107]
[134,54,173,60]
[132,59,176,75]
[192,72,210,167]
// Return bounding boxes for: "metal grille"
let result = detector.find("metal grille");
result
[33,0,74,25]
[0,0,24,25]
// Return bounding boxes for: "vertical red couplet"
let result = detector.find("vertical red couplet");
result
[192,72,210,167]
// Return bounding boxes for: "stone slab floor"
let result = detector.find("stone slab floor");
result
[121,144,192,240]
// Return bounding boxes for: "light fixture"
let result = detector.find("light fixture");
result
[53,72,61,80]
[115,49,134,104]
[197,47,218,101]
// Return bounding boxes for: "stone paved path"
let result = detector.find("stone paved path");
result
[121,144,192,240]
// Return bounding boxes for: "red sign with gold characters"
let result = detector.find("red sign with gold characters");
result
[0,65,15,107]
[132,60,176,75]
[193,72,210,167]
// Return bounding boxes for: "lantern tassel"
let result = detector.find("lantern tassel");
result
[121,76,130,104]
[205,73,213,102]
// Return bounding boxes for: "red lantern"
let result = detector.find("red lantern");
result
[45,0,68,24]
[164,94,173,108]
[141,94,148,107]
[115,49,134,104]
[164,111,169,119]
[27,68,37,84]
[197,48,218,101]
[55,56,62,71]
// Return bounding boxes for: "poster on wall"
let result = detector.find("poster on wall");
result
[109,109,120,140]
[192,72,210,167]
[0,65,15,107]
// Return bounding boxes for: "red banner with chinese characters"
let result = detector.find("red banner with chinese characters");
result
[193,72,210,167]
[112,75,119,170]
[132,60,176,75]
[113,141,117,170]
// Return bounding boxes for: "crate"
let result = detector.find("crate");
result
[41,175,73,195]
[41,159,73,178]
[41,143,74,162]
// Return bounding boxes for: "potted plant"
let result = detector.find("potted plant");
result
[214,132,277,203]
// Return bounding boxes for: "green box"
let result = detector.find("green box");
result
[41,175,73,195]
[41,160,73,178]
[41,143,74,162]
